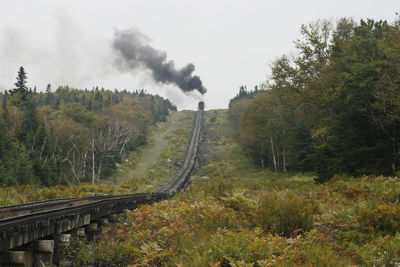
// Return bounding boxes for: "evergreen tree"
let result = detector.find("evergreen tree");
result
[8,67,40,148]
[3,141,37,185]
[231,18,400,181]
[0,72,176,185]
[45,84,53,105]
[13,66,28,98]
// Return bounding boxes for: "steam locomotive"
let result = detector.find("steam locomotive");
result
[198,101,205,111]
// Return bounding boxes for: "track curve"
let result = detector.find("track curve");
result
[0,102,204,252]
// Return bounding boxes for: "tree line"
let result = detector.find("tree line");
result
[0,67,176,185]
[230,17,400,181]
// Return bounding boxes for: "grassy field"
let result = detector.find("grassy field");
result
[56,109,400,266]
[109,110,194,192]
[3,109,400,266]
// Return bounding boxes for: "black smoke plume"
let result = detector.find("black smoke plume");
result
[113,28,207,94]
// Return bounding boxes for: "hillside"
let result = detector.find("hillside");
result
[1,107,400,265]
[0,79,176,186]
[0,109,194,205]
[55,109,400,266]
[2,7,400,267]
[110,110,195,192]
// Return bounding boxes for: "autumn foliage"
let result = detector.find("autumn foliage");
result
[231,18,400,181]
[0,77,176,185]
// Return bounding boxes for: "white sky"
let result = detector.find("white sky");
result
[0,0,399,110]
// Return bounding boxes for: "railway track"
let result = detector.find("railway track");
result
[158,103,203,193]
[0,102,204,253]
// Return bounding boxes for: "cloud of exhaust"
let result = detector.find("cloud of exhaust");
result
[113,28,207,95]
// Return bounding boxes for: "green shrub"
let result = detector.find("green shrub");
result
[340,183,368,200]
[329,180,369,200]
[53,237,91,266]
[351,233,400,266]
[280,242,352,266]
[372,234,400,266]
[358,203,400,234]
[254,192,317,237]
[219,191,257,217]
[206,229,286,267]
[93,240,139,267]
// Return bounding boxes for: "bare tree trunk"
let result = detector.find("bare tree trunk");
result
[92,138,95,184]
[119,137,129,155]
[31,134,36,152]
[40,136,47,160]
[277,151,281,172]
[271,136,277,172]
[282,143,287,172]
[261,147,264,169]
[98,160,102,181]
[73,151,76,182]
[282,129,287,172]
[83,150,87,178]
[392,128,396,173]
[66,158,80,183]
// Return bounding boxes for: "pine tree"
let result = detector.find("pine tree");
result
[45,84,53,105]
[10,67,40,147]
[13,66,28,98]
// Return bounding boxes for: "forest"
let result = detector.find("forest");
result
[230,18,400,181]
[3,17,400,266]
[0,67,176,186]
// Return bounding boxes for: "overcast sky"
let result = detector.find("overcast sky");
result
[0,1,399,110]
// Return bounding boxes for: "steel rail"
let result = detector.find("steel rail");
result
[0,102,204,252]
